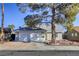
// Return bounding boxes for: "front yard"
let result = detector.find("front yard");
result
[0,42,38,50]
[0,41,79,50]
[48,39,79,46]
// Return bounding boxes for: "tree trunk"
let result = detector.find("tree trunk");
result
[0,3,4,43]
[49,6,56,44]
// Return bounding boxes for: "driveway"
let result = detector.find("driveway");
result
[0,42,79,51]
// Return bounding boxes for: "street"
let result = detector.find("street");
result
[0,50,79,56]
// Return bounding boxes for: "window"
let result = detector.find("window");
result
[75,33,77,36]
[72,33,74,36]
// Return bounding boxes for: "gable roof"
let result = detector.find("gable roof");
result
[15,27,46,32]
[73,26,79,32]
[55,24,65,33]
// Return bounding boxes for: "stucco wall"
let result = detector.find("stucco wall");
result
[46,32,52,41]
[55,33,63,40]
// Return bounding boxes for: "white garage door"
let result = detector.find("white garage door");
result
[30,33,45,42]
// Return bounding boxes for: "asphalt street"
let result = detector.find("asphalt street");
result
[0,50,79,56]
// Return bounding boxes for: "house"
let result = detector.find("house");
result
[37,22,65,41]
[63,26,79,41]
[14,22,65,42]
[15,27,47,42]
[0,28,11,40]
[0,28,11,33]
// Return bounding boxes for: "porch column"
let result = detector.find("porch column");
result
[45,32,47,40]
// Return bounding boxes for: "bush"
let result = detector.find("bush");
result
[5,33,12,41]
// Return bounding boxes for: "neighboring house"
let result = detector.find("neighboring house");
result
[0,28,11,33]
[63,26,79,41]
[15,27,47,42]
[0,28,11,40]
[37,22,65,41]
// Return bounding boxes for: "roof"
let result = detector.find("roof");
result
[73,26,79,32]
[37,23,65,33]
[39,22,51,23]
[55,24,65,33]
[15,27,46,32]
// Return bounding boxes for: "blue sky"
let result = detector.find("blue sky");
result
[0,3,79,29]
[73,13,79,26]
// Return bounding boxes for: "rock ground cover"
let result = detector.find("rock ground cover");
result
[0,40,79,50]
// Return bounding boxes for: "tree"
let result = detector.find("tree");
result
[17,4,50,28]
[17,3,79,42]
[0,3,5,43]
[17,3,65,39]
[62,4,79,32]
[8,24,15,34]
[24,14,42,27]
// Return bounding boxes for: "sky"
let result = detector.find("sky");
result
[0,3,79,29]
[73,13,79,26]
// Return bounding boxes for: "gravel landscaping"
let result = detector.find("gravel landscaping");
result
[0,41,79,51]
[47,39,79,46]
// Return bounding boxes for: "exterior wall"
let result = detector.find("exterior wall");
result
[46,32,52,41]
[66,31,79,41]
[15,32,19,41]
[55,33,63,40]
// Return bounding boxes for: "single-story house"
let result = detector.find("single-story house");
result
[63,26,79,41]
[15,27,47,42]
[0,28,11,33]
[0,28,11,40]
